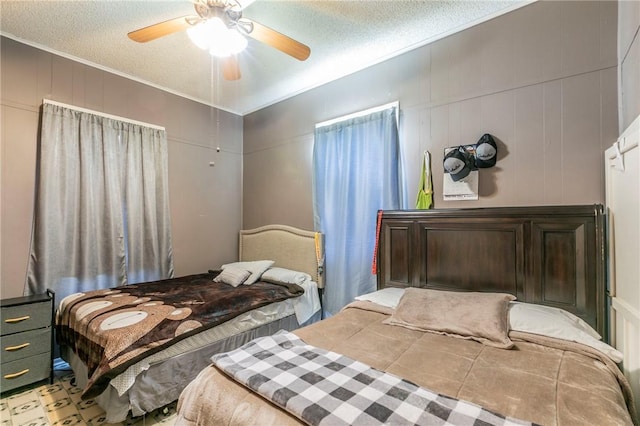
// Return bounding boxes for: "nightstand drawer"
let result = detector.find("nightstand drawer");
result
[1,328,51,364]
[1,300,51,335]
[1,353,51,393]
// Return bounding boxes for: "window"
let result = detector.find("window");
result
[25,101,174,305]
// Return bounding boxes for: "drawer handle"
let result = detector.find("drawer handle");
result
[4,316,30,324]
[5,342,30,351]
[4,369,29,379]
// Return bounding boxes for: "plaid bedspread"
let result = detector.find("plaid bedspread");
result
[212,331,536,426]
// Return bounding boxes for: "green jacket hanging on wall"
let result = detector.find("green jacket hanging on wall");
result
[415,150,433,209]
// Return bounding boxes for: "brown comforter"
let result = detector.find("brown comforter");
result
[176,301,636,426]
[56,272,303,399]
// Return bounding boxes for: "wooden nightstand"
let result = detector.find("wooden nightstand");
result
[1,290,54,393]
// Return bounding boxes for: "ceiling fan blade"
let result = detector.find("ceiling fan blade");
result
[245,20,310,61]
[222,55,241,80]
[128,16,193,43]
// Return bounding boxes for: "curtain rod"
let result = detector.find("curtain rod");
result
[43,99,165,131]
[315,101,399,129]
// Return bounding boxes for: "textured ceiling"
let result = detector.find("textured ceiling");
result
[0,0,530,116]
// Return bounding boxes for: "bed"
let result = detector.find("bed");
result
[176,205,637,426]
[56,224,324,423]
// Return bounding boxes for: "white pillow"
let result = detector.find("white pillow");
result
[261,267,311,285]
[221,260,274,285]
[509,302,622,362]
[213,266,251,287]
[354,287,405,309]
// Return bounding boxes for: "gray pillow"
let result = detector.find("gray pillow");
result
[213,265,251,287]
[261,267,311,285]
[221,260,274,285]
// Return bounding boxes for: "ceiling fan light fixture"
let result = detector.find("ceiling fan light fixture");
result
[186,22,211,50]
[127,0,310,80]
[186,18,248,57]
[210,27,247,57]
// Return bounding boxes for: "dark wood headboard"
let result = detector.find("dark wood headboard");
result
[376,205,606,338]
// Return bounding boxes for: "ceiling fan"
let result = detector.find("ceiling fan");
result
[127,0,311,81]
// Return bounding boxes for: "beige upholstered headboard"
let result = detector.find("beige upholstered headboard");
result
[239,225,325,289]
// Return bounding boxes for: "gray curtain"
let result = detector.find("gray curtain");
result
[26,102,174,304]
